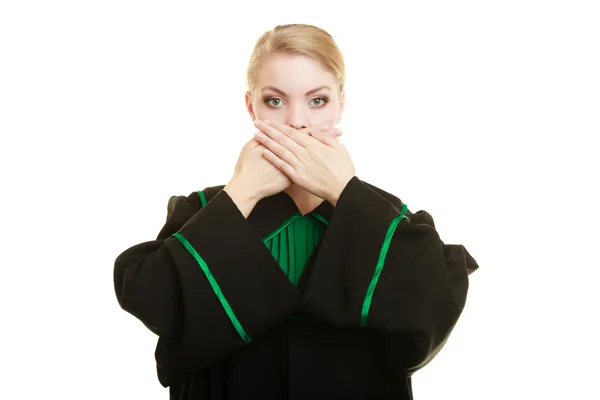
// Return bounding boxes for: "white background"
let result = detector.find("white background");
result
[1,1,599,399]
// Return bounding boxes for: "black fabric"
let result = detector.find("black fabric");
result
[114,176,479,399]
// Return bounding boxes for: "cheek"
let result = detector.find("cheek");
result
[254,103,339,127]
[255,109,283,124]
[314,109,339,127]
[253,103,276,120]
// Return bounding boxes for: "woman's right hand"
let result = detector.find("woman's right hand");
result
[226,126,343,203]
[229,136,292,202]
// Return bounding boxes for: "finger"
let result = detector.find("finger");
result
[254,129,298,166]
[262,148,295,177]
[249,134,263,146]
[254,120,304,153]
[308,127,342,148]
[260,119,312,147]
[314,127,342,137]
[302,126,342,137]
[244,136,262,151]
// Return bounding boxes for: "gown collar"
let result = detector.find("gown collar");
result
[247,190,334,240]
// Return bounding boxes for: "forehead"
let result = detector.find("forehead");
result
[256,54,336,92]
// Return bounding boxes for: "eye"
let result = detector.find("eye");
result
[310,97,329,107]
[264,96,329,108]
[265,97,284,107]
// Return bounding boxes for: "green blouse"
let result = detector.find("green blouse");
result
[261,212,329,286]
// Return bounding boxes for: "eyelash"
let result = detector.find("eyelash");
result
[263,96,329,108]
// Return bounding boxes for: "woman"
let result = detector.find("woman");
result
[114,24,479,399]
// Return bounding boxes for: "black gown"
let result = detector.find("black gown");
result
[113,176,479,399]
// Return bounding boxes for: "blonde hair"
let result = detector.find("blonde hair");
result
[246,24,345,96]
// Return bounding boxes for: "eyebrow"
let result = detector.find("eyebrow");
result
[261,85,331,96]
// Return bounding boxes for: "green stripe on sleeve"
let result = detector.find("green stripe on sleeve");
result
[400,203,408,215]
[172,231,251,343]
[197,190,207,207]
[360,210,409,327]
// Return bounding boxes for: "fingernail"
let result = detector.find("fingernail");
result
[264,119,271,125]
[332,128,342,136]
[320,124,329,130]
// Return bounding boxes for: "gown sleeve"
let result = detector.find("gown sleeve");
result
[300,176,479,376]
[113,189,301,387]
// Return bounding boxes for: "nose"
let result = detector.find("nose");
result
[286,104,308,131]
[289,123,307,130]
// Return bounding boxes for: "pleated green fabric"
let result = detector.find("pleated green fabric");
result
[263,213,327,286]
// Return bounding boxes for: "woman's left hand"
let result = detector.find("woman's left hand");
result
[253,119,356,205]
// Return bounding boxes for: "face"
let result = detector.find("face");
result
[245,53,344,130]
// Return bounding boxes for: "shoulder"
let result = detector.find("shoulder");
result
[360,178,436,227]
[166,184,226,218]
[360,178,404,210]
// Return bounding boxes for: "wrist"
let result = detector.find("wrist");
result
[328,175,354,206]
[327,186,342,207]
[225,180,259,203]
[224,179,259,218]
